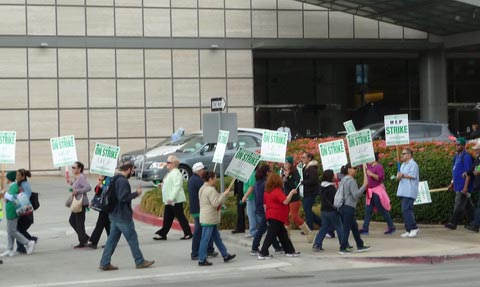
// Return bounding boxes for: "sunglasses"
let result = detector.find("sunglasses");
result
[401,152,410,155]
[72,166,78,169]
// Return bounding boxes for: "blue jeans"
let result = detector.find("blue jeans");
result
[339,205,364,249]
[251,213,282,252]
[198,225,228,263]
[303,195,322,230]
[191,217,214,258]
[100,216,144,266]
[363,193,395,231]
[246,199,257,236]
[399,197,417,232]
[314,211,345,250]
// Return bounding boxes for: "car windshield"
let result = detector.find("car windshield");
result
[176,135,205,153]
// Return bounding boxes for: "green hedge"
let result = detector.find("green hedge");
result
[140,139,478,229]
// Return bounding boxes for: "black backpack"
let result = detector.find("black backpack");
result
[100,178,118,213]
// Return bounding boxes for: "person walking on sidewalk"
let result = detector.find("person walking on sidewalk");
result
[282,156,313,243]
[99,162,154,271]
[301,152,322,231]
[337,164,370,255]
[87,175,111,249]
[0,171,36,257]
[312,170,345,252]
[67,162,91,248]
[15,168,38,254]
[197,171,236,266]
[396,148,420,238]
[251,165,283,256]
[360,153,396,235]
[464,142,480,232]
[445,137,474,230]
[153,155,193,240]
[258,174,299,259]
[231,179,246,234]
[241,170,257,238]
[189,162,217,260]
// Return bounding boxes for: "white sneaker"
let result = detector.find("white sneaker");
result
[0,250,15,257]
[408,229,419,238]
[245,234,254,239]
[325,233,332,238]
[257,254,273,260]
[285,252,301,257]
[26,240,36,254]
[400,231,410,238]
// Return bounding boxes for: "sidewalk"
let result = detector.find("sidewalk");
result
[133,206,480,264]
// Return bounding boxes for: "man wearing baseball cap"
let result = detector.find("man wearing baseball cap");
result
[465,142,480,232]
[445,137,474,230]
[189,162,217,260]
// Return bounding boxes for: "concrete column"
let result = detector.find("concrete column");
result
[419,49,448,122]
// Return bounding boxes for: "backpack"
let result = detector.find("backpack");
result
[333,179,347,209]
[100,178,117,213]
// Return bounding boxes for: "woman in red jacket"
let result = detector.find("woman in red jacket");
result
[258,173,299,259]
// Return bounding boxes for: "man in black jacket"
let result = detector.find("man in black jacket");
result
[301,152,322,230]
[465,143,480,232]
[99,162,154,271]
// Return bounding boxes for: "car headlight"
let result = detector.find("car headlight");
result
[149,162,166,169]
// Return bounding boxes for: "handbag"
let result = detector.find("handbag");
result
[30,192,40,210]
[90,194,102,212]
[15,192,34,216]
[70,194,83,213]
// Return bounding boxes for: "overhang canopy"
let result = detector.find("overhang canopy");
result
[298,0,480,36]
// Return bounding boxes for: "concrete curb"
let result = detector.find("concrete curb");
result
[348,253,480,264]
[133,205,194,233]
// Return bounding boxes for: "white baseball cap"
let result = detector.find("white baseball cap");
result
[192,162,206,172]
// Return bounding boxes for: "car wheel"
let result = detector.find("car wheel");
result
[152,180,161,187]
[178,165,192,181]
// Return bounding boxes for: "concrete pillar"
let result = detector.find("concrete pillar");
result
[419,49,448,123]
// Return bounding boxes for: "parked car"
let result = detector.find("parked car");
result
[363,120,454,142]
[120,136,188,170]
[138,128,266,185]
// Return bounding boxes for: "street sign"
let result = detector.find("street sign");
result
[211,97,226,112]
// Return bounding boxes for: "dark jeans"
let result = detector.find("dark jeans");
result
[471,190,480,226]
[251,213,282,252]
[191,217,214,258]
[450,192,474,226]
[16,213,35,253]
[234,188,246,232]
[155,203,192,237]
[69,205,89,244]
[260,219,295,256]
[100,216,144,266]
[399,196,418,232]
[314,211,345,250]
[363,193,395,231]
[339,205,364,249]
[89,211,111,246]
[302,195,322,230]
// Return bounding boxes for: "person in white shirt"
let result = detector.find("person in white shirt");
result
[277,121,292,142]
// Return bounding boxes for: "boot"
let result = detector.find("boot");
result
[299,223,314,243]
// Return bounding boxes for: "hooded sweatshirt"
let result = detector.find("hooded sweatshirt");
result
[320,181,337,212]
[302,160,319,197]
[340,175,366,209]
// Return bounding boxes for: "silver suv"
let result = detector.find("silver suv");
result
[364,121,454,142]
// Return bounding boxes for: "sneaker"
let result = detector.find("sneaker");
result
[26,240,36,254]
[245,234,254,238]
[408,229,419,238]
[384,227,396,235]
[274,249,284,254]
[198,260,212,266]
[191,255,198,261]
[285,252,301,257]
[312,245,324,252]
[347,245,354,251]
[136,260,155,269]
[400,231,410,238]
[257,254,273,260]
[207,251,219,258]
[73,243,86,249]
[99,264,118,271]
[465,224,480,233]
[444,223,457,230]
[359,229,369,235]
[86,243,97,249]
[249,250,259,256]
[339,249,351,255]
[223,254,236,263]
[0,250,15,257]
[327,231,336,238]
[357,245,371,253]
